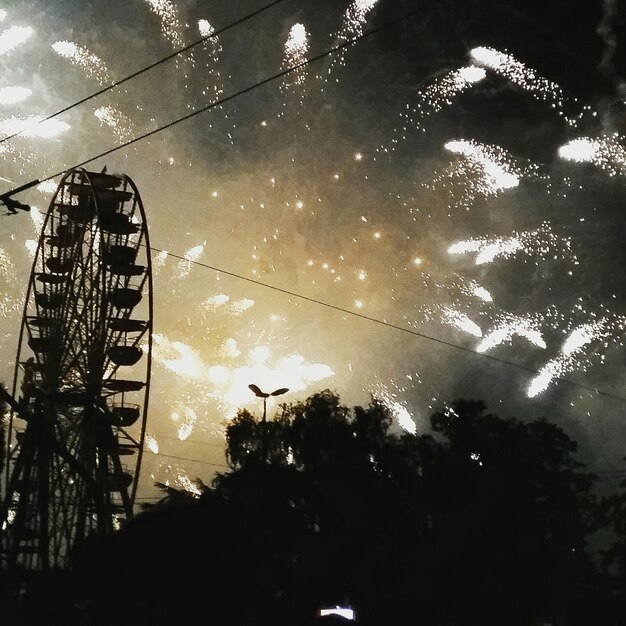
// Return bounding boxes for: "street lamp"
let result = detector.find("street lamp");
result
[248,384,289,422]
[248,384,289,462]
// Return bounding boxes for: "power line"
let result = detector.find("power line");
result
[150,450,229,469]
[149,245,626,405]
[0,0,290,145]
[3,6,623,404]
[0,5,423,198]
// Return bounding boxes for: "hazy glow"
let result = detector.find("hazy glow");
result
[0,1,623,503]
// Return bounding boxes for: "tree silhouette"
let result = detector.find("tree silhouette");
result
[69,390,616,626]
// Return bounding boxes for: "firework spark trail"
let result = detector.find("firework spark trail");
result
[469,46,591,126]
[448,221,579,266]
[477,313,546,353]
[51,41,112,85]
[197,19,224,104]
[281,23,310,99]
[29,205,44,236]
[145,433,159,453]
[441,306,482,337]
[322,0,379,81]
[0,25,32,55]
[559,133,626,176]
[176,242,205,279]
[371,382,417,434]
[0,116,70,139]
[94,105,135,141]
[378,65,487,154]
[0,248,19,318]
[423,139,544,212]
[144,0,193,90]
[145,0,185,49]
[177,405,197,440]
[526,318,625,397]
[0,87,31,106]
[445,139,520,189]
[50,41,137,144]
[152,249,169,276]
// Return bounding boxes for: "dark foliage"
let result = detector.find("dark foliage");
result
[49,392,626,624]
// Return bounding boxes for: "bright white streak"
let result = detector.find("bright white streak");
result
[442,307,482,337]
[282,23,310,92]
[94,105,134,141]
[374,388,417,434]
[470,46,571,123]
[51,41,112,85]
[477,316,546,353]
[527,321,608,397]
[144,0,185,49]
[0,116,70,139]
[203,293,230,310]
[448,222,576,266]
[198,19,214,37]
[0,86,31,105]
[176,243,204,279]
[0,26,32,55]
[445,140,520,192]
[558,134,626,176]
[145,434,159,454]
[36,180,58,194]
[472,285,493,302]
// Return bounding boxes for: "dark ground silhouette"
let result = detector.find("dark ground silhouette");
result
[2,390,626,625]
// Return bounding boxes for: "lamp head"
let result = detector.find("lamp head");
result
[248,383,269,398]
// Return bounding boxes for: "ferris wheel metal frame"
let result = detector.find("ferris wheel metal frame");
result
[0,167,153,572]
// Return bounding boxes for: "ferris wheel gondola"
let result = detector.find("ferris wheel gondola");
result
[0,167,153,572]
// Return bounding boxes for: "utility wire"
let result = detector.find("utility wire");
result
[149,245,626,405]
[150,450,229,469]
[3,5,623,404]
[0,5,423,198]
[0,0,290,145]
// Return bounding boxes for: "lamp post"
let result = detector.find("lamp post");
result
[248,384,289,462]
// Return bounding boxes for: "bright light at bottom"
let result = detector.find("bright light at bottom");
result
[319,606,355,620]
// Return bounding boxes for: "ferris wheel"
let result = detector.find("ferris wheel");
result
[0,167,153,572]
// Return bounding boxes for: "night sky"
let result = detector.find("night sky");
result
[1,0,625,502]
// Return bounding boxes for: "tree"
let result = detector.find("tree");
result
[71,390,610,626]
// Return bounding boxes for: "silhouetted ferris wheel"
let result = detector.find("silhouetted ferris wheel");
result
[0,167,153,571]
